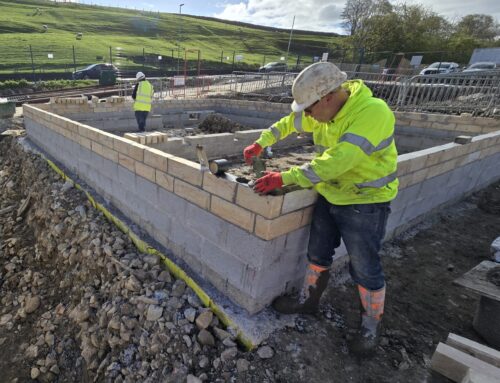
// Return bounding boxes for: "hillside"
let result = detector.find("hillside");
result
[0,0,341,75]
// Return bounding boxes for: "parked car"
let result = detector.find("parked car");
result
[72,63,118,80]
[419,62,460,75]
[258,62,287,73]
[463,62,498,73]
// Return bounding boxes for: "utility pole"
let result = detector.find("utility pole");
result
[177,3,184,75]
[285,15,295,71]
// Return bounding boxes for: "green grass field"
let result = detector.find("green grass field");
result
[0,0,341,75]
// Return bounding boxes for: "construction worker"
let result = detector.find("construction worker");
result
[243,62,398,355]
[132,72,154,132]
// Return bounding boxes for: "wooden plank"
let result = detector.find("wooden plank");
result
[431,343,500,382]
[454,261,500,301]
[447,333,500,368]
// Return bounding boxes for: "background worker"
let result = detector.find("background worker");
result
[243,62,398,355]
[132,72,154,132]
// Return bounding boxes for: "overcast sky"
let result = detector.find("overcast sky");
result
[78,0,500,34]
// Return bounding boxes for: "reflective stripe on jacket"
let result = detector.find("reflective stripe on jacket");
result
[255,80,398,205]
[133,80,154,112]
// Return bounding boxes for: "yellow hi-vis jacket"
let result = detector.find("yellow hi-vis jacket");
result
[133,80,154,112]
[255,80,398,205]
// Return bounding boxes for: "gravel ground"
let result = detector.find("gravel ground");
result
[1,121,500,383]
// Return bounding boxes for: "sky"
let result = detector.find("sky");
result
[76,0,500,34]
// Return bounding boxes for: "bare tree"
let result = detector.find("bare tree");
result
[341,0,374,36]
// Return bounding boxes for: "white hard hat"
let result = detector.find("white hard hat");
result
[136,72,146,80]
[291,62,347,113]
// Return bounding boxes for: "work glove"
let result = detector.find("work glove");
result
[243,143,263,165]
[253,171,283,194]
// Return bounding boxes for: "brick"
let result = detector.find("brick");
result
[300,206,314,225]
[281,188,317,214]
[113,136,145,161]
[409,167,429,185]
[101,147,119,163]
[135,161,156,182]
[398,174,412,189]
[202,172,237,201]
[144,148,170,171]
[156,170,174,192]
[174,179,210,209]
[118,153,135,173]
[235,184,283,219]
[211,196,255,232]
[168,156,202,186]
[91,141,104,157]
[254,210,304,240]
[431,121,456,131]
[426,159,456,179]
[78,135,91,150]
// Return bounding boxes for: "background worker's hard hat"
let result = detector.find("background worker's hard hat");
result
[291,62,347,113]
[136,72,146,80]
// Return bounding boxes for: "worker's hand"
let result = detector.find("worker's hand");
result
[243,143,263,165]
[253,171,283,194]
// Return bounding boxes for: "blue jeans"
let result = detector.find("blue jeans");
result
[307,195,391,291]
[135,111,149,132]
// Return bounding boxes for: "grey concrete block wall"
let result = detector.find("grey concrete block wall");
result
[23,102,500,315]
[386,150,500,238]
[24,115,309,313]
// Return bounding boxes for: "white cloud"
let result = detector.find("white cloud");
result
[213,0,345,33]
[213,0,500,34]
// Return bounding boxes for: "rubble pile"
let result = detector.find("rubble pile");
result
[0,137,271,382]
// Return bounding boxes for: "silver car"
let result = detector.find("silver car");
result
[419,62,460,75]
[463,62,497,73]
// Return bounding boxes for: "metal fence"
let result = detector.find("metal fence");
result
[117,69,500,117]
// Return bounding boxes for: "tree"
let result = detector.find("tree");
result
[456,14,499,41]
[341,0,374,36]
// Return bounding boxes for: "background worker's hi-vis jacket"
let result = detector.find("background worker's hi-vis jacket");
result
[255,80,399,205]
[133,80,154,112]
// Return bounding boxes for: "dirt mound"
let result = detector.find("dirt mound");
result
[198,114,247,134]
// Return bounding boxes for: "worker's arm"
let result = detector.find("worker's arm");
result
[132,83,139,100]
[281,102,395,188]
[255,112,315,148]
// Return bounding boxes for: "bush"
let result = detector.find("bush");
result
[0,79,96,92]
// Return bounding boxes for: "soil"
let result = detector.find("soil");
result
[1,119,500,382]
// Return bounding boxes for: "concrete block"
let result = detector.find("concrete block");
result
[235,184,283,219]
[202,172,237,202]
[117,166,136,192]
[211,196,255,232]
[392,182,422,213]
[168,156,202,187]
[185,203,228,245]
[169,220,203,261]
[255,210,304,241]
[300,206,314,226]
[136,176,159,206]
[199,239,253,291]
[157,187,189,221]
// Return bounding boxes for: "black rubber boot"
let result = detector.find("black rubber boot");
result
[350,315,382,356]
[272,268,330,315]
